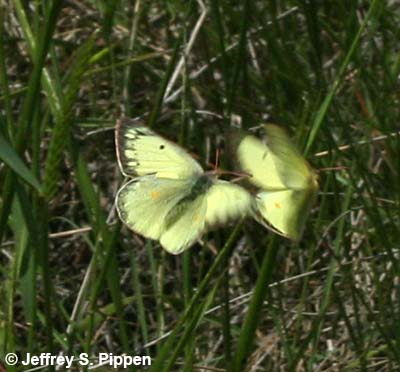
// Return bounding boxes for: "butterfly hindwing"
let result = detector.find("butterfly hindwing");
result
[160,195,208,254]
[117,174,210,254]
[116,175,193,241]
[160,180,252,254]
[116,119,203,178]
[255,188,317,241]
[205,181,252,226]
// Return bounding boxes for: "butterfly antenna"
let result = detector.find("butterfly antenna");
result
[115,118,125,175]
[317,166,348,173]
[205,148,221,176]
[206,147,251,182]
[214,148,220,171]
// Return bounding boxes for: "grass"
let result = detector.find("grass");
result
[1,0,399,371]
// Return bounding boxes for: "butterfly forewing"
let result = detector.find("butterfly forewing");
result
[263,124,316,190]
[237,134,284,190]
[116,119,203,179]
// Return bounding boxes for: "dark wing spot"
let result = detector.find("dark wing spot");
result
[136,129,148,135]
[159,144,165,150]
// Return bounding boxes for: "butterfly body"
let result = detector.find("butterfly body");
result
[116,119,252,254]
[183,174,213,201]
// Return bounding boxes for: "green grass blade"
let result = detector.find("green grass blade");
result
[305,0,381,155]
[43,37,95,198]
[149,221,244,371]
[229,237,280,371]
[227,0,251,116]
[13,0,62,115]
[0,8,13,134]
[129,250,150,349]
[148,35,182,128]
[0,0,63,243]
[0,133,42,192]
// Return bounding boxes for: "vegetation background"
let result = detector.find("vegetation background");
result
[0,0,399,371]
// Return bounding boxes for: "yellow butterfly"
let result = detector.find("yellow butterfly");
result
[236,124,319,240]
[115,119,252,254]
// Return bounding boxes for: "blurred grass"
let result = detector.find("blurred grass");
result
[1,1,400,371]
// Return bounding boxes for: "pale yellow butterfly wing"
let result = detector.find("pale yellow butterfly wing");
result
[116,175,193,241]
[160,195,207,254]
[237,124,317,191]
[160,181,252,254]
[262,124,315,189]
[236,124,319,240]
[237,134,284,190]
[205,181,252,226]
[116,173,210,254]
[117,175,252,254]
[256,188,318,240]
[116,118,203,178]
[116,119,253,253]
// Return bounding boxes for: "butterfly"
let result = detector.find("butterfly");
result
[235,124,319,241]
[115,119,252,254]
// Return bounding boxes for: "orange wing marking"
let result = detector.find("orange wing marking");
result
[150,191,161,200]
